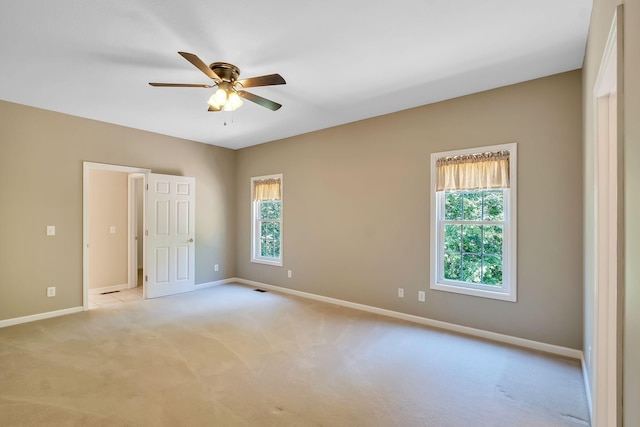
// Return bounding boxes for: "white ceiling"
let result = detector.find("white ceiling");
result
[0,1,592,150]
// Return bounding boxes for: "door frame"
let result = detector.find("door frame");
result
[592,5,624,426]
[128,173,146,293]
[82,162,151,310]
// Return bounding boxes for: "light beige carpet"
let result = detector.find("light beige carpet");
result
[0,283,590,426]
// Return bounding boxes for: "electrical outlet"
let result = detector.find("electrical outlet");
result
[46,225,55,236]
[47,286,56,297]
[214,264,219,272]
[418,291,426,302]
[398,288,404,298]
[110,226,116,234]
[287,270,292,279]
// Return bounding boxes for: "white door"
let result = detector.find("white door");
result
[146,173,196,298]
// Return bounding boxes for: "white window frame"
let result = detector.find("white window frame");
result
[251,174,283,266]
[430,143,517,302]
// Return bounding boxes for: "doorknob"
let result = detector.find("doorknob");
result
[188,238,194,243]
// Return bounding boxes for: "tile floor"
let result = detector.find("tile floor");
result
[88,286,144,309]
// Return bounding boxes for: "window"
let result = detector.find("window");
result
[251,174,283,266]
[430,143,517,301]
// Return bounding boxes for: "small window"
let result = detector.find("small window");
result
[430,144,517,301]
[251,174,283,266]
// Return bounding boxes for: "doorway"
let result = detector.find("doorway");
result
[83,162,150,309]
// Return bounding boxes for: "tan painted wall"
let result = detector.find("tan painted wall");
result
[88,169,128,289]
[583,0,640,423]
[237,71,584,349]
[0,100,237,321]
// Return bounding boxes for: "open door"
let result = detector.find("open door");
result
[146,173,196,298]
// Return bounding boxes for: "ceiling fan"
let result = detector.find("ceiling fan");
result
[149,52,286,112]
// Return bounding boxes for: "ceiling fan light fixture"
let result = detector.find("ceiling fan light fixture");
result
[208,87,227,108]
[227,92,243,110]
[209,85,243,112]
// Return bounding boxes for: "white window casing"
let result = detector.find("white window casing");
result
[251,174,283,266]
[430,143,517,302]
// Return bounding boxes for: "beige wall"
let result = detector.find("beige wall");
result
[88,169,128,289]
[583,0,640,424]
[0,100,237,321]
[237,71,584,349]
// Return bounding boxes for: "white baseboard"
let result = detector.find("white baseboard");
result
[0,306,84,329]
[1,278,584,363]
[89,283,129,295]
[235,278,583,360]
[195,278,237,290]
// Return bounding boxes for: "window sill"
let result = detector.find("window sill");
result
[430,281,516,302]
[251,258,283,267]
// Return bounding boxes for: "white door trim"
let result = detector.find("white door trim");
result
[128,173,145,292]
[591,5,623,426]
[83,162,150,310]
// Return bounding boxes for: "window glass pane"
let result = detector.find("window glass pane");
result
[444,225,462,252]
[482,255,503,285]
[462,225,482,253]
[444,253,461,280]
[260,221,273,238]
[483,190,504,221]
[483,225,503,256]
[272,223,281,257]
[259,200,281,220]
[261,237,276,257]
[259,221,281,258]
[445,192,463,220]
[463,192,482,220]
[462,254,482,283]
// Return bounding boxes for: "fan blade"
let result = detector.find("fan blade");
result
[208,104,222,112]
[238,90,282,111]
[238,74,286,88]
[149,83,213,88]
[178,52,221,81]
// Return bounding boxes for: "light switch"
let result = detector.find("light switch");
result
[46,226,55,236]
[110,226,116,234]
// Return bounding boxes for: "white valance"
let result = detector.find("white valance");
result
[253,177,281,201]
[436,150,510,191]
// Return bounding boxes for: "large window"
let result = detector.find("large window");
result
[251,174,283,266]
[430,143,517,301]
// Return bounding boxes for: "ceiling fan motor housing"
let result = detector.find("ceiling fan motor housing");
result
[210,62,240,83]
